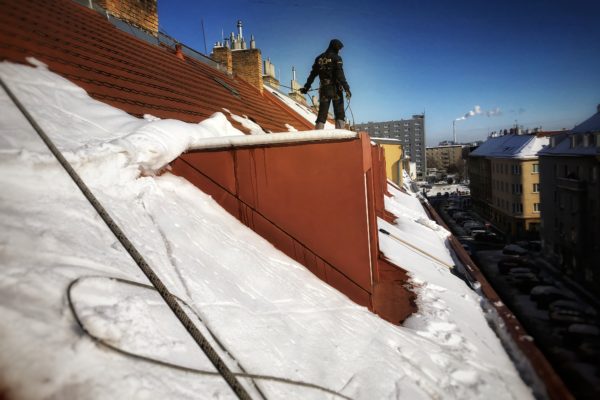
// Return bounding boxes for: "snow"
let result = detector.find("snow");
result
[470,134,549,159]
[264,85,335,129]
[0,60,533,399]
[223,108,267,135]
[187,130,358,151]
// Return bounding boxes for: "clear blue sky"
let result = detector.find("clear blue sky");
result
[158,0,600,146]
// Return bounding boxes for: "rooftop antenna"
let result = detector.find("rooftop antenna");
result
[201,19,207,54]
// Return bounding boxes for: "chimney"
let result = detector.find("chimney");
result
[175,43,185,60]
[211,44,233,74]
[232,47,263,92]
[96,0,158,36]
[262,58,279,89]
[288,66,307,105]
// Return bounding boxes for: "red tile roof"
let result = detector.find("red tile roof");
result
[0,0,314,133]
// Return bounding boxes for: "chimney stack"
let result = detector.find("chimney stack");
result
[288,66,307,105]
[96,0,158,36]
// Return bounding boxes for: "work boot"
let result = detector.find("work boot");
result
[335,120,345,129]
[315,122,325,130]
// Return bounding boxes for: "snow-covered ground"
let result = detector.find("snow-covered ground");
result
[0,60,532,399]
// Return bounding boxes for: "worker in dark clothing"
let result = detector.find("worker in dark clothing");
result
[300,39,351,130]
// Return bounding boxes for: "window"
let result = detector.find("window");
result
[533,183,539,193]
[532,163,539,173]
[534,203,540,212]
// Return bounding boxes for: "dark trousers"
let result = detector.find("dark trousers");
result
[316,91,345,123]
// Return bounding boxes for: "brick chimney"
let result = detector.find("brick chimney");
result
[211,21,264,93]
[211,46,233,74]
[97,0,158,36]
[232,48,263,92]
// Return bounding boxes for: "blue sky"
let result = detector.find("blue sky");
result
[158,0,600,145]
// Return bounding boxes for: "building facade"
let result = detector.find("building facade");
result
[426,145,463,171]
[370,138,404,186]
[539,106,600,293]
[468,133,549,239]
[354,114,426,178]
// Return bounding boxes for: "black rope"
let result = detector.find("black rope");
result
[0,77,252,400]
[67,276,354,400]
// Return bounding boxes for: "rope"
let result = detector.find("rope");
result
[0,77,251,400]
[67,276,354,400]
[379,229,454,270]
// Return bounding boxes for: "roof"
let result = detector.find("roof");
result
[572,109,600,134]
[0,0,313,133]
[470,134,548,159]
[539,109,600,157]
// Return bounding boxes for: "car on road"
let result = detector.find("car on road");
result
[498,257,538,274]
[549,309,592,326]
[507,267,540,292]
[550,299,598,318]
[530,285,576,308]
[564,324,600,348]
[473,231,500,243]
[502,244,528,256]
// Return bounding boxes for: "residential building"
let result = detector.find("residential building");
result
[354,114,426,178]
[468,133,549,238]
[426,144,464,175]
[539,106,600,292]
[370,138,404,186]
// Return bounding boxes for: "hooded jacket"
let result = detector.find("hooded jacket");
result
[305,39,350,95]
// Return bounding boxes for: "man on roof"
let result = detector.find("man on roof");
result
[300,39,351,130]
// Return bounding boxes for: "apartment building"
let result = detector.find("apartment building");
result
[539,106,600,292]
[354,114,426,178]
[468,133,549,238]
[426,144,463,172]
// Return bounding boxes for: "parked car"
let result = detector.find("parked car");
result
[473,231,500,243]
[577,340,600,363]
[563,324,600,348]
[463,222,485,234]
[549,309,591,326]
[507,268,540,292]
[530,285,576,308]
[502,244,528,256]
[498,257,538,274]
[549,299,598,318]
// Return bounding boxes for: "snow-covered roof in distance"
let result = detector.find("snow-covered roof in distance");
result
[572,108,600,134]
[0,61,533,399]
[539,108,600,157]
[470,134,549,159]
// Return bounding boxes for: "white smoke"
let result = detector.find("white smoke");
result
[455,105,482,121]
[486,107,502,117]
[455,105,502,121]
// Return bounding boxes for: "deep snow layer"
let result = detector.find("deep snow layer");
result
[0,60,532,399]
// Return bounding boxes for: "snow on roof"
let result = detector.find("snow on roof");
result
[470,134,549,159]
[263,85,336,130]
[0,61,532,399]
[377,189,532,398]
[571,109,600,134]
